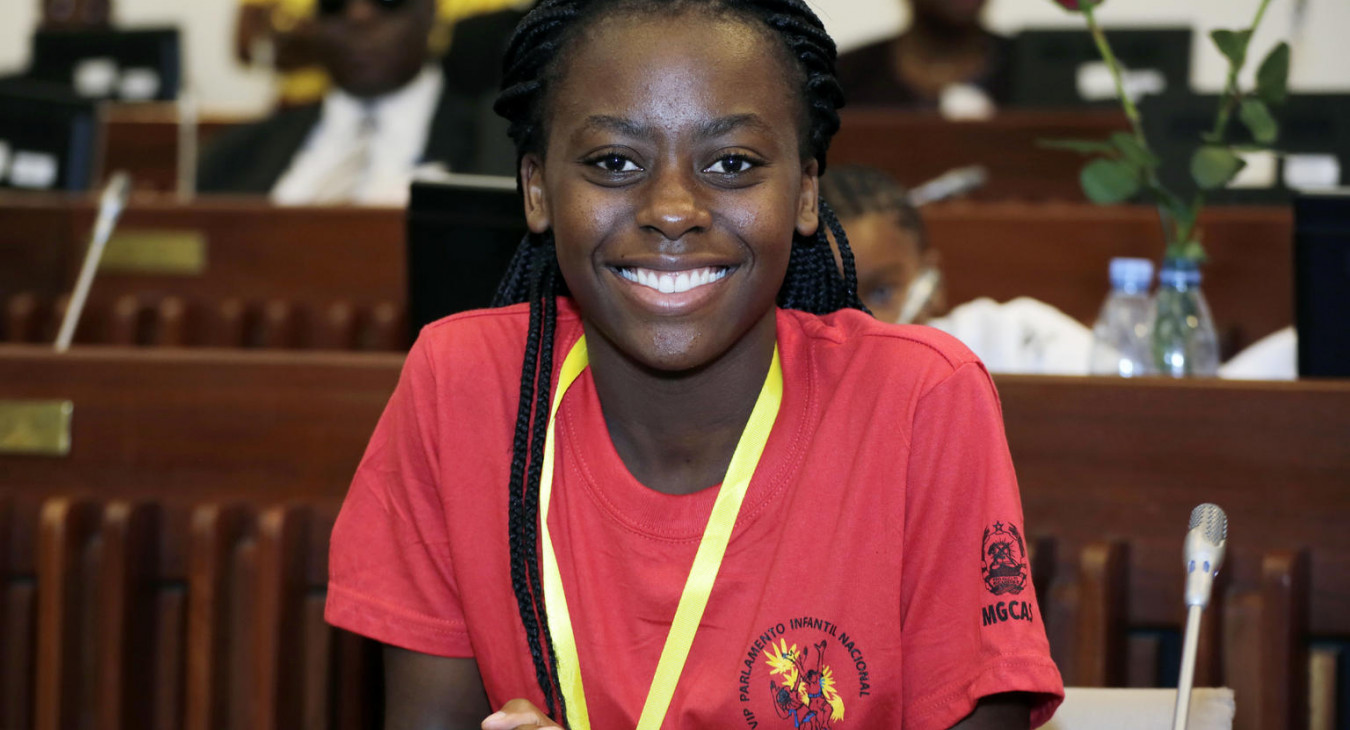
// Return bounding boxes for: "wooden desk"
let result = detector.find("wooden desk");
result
[832,109,1132,202]
[1,347,1345,727]
[925,202,1294,354]
[0,195,407,349]
[101,104,244,193]
[0,194,1292,355]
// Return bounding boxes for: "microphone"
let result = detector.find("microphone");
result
[906,165,988,207]
[1173,503,1229,730]
[55,171,132,352]
[1184,503,1228,608]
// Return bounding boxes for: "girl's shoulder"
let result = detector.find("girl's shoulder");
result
[409,299,585,381]
[780,306,982,375]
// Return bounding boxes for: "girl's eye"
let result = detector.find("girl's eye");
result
[592,153,641,173]
[705,155,755,175]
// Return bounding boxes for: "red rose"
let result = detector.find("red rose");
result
[1054,0,1103,9]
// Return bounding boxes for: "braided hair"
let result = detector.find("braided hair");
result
[488,0,865,721]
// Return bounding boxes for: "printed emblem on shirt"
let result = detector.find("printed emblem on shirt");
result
[982,520,1028,596]
[980,520,1035,628]
[736,617,871,729]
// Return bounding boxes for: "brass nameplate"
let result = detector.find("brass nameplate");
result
[0,400,73,457]
[100,230,208,275]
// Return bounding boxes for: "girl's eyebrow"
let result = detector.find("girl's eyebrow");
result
[577,113,772,141]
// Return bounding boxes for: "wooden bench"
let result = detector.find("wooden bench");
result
[2,346,1346,728]
[0,194,1293,354]
[0,196,407,350]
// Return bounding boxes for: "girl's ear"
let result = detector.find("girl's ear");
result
[795,158,821,238]
[521,153,552,234]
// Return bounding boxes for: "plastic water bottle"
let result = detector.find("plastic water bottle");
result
[1151,259,1220,377]
[1090,257,1156,377]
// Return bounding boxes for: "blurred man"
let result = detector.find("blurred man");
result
[199,0,515,204]
[835,0,1013,115]
[233,0,520,105]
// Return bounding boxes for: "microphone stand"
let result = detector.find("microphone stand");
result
[1172,604,1203,730]
[54,171,131,352]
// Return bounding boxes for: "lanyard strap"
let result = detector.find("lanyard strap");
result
[539,334,783,730]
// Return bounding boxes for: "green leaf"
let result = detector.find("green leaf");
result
[1190,146,1246,190]
[1109,132,1161,170]
[1211,29,1252,67]
[1081,158,1141,204]
[1239,98,1279,144]
[1257,42,1291,105]
[1039,138,1116,154]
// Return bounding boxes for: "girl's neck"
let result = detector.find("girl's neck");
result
[582,310,778,496]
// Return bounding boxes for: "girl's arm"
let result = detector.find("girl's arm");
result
[950,692,1032,730]
[383,646,493,730]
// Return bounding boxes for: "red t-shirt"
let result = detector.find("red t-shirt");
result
[327,300,1064,729]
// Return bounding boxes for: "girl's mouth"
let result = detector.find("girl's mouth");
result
[616,266,731,294]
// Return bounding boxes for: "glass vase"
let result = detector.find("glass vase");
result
[1151,259,1220,377]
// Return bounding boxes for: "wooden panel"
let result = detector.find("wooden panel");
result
[0,194,406,349]
[95,502,161,730]
[1260,550,1310,730]
[0,194,1292,353]
[101,105,242,194]
[925,202,1293,352]
[998,374,1350,638]
[1072,541,1129,686]
[185,503,256,730]
[832,109,1131,202]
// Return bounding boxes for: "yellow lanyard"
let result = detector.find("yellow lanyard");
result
[539,334,783,730]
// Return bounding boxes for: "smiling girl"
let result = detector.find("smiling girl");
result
[325,1,1063,728]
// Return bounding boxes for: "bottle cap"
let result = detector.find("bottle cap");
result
[1109,257,1154,292]
[1159,258,1202,287]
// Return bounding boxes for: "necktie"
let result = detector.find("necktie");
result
[310,110,376,204]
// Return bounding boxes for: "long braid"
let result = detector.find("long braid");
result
[502,241,560,718]
[491,0,865,721]
[521,249,568,722]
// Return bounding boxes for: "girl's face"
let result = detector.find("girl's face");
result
[837,212,933,324]
[520,11,819,373]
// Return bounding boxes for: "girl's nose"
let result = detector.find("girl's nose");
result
[636,166,712,241]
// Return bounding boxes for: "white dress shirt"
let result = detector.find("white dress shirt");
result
[272,66,444,206]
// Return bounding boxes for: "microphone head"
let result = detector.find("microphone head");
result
[1189,502,1228,545]
[1183,503,1228,608]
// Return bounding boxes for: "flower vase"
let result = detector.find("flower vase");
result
[1151,259,1220,377]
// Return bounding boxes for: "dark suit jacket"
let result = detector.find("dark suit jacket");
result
[197,78,515,195]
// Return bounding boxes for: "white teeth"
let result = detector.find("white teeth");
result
[619,266,728,294]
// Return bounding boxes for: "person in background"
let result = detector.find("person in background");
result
[41,0,111,29]
[233,0,522,106]
[821,165,1093,375]
[834,0,1013,116]
[199,0,516,205]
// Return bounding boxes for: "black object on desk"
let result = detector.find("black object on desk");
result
[0,81,99,191]
[1295,192,1350,378]
[29,27,181,101]
[1010,27,1191,108]
[406,174,527,339]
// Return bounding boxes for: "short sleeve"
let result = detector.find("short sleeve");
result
[325,336,473,657]
[900,362,1064,729]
